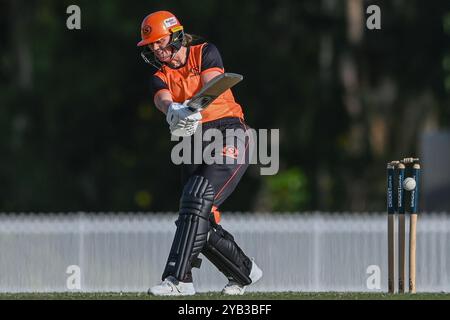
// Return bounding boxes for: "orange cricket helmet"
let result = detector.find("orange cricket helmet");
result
[137,11,184,47]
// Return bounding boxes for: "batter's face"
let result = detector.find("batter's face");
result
[148,35,173,62]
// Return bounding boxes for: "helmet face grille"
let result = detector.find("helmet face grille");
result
[140,48,163,70]
[170,30,185,51]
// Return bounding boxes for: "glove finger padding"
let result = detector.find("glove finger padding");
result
[167,102,202,137]
[171,121,200,137]
[167,103,202,126]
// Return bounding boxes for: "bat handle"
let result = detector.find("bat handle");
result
[188,106,203,112]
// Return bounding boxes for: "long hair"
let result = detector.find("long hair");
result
[183,33,206,47]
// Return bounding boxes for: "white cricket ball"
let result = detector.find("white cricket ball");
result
[403,177,416,191]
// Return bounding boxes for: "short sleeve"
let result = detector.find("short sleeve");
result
[150,75,169,98]
[201,43,224,72]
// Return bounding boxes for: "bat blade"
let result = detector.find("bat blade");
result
[187,73,243,111]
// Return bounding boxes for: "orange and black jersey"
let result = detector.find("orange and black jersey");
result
[150,43,244,123]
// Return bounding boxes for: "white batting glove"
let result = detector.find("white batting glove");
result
[166,102,202,137]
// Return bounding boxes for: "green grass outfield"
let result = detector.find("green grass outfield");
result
[1,292,450,300]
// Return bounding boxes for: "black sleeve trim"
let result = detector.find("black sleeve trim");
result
[201,43,224,72]
[150,75,169,98]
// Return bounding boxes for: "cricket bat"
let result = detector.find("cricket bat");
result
[187,73,243,111]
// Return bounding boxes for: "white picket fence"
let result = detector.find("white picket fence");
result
[0,212,449,293]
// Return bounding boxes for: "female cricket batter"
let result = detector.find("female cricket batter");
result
[137,11,262,296]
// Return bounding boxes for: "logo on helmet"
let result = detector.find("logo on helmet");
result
[164,17,178,28]
[142,25,152,35]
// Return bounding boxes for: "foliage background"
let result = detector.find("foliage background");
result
[1,0,449,213]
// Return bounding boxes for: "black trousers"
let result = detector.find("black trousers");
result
[181,117,252,211]
[179,117,252,282]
